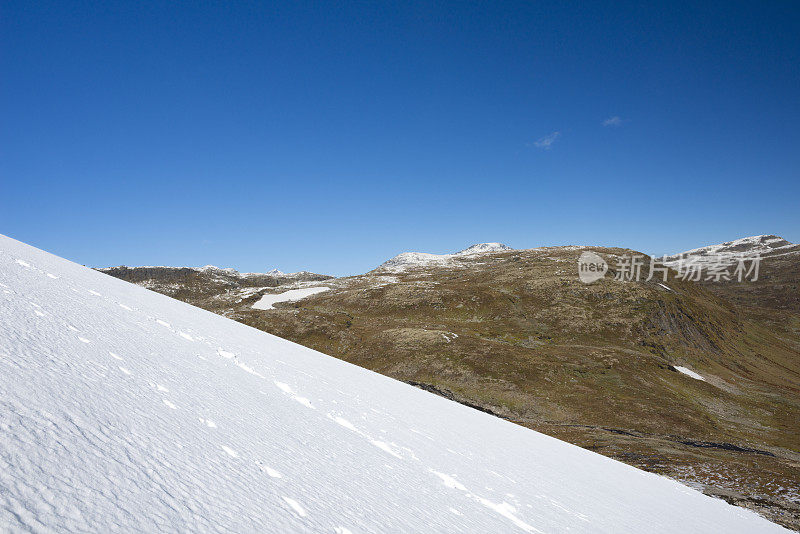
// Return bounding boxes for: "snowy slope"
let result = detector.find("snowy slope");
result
[0,234,788,533]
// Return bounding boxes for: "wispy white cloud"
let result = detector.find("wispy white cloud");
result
[603,116,622,127]
[533,131,560,150]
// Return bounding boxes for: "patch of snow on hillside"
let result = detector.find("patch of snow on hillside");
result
[674,366,706,381]
[252,286,331,310]
[0,234,787,533]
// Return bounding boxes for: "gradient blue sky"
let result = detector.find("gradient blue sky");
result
[2,1,799,276]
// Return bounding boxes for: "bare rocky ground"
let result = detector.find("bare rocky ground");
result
[98,238,800,530]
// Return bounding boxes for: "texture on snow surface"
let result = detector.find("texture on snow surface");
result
[0,234,788,533]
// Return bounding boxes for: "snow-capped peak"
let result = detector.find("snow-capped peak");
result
[265,268,286,276]
[377,243,514,272]
[455,243,513,256]
[665,235,795,262]
[199,265,239,275]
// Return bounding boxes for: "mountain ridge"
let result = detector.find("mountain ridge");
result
[665,235,798,262]
[377,242,514,272]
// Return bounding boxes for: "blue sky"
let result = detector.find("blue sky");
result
[2,1,798,276]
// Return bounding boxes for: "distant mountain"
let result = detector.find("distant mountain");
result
[377,242,514,272]
[665,235,798,263]
[664,235,800,313]
[455,242,514,255]
[97,237,800,529]
[97,265,332,312]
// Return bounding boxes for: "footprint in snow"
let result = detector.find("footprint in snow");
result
[281,497,307,518]
[109,352,123,361]
[235,360,264,378]
[163,400,177,410]
[34,310,45,317]
[88,290,101,296]
[293,396,313,408]
[258,463,282,478]
[329,415,402,458]
[118,367,132,375]
[156,319,170,328]
[221,446,238,458]
[178,331,194,341]
[78,337,91,344]
[334,528,354,534]
[46,273,58,279]
[199,418,216,428]
[274,381,293,394]
[332,416,358,432]
[67,325,79,332]
[217,348,235,359]
[370,440,402,459]
[430,470,467,491]
[15,259,31,267]
[274,381,314,409]
[119,303,132,311]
